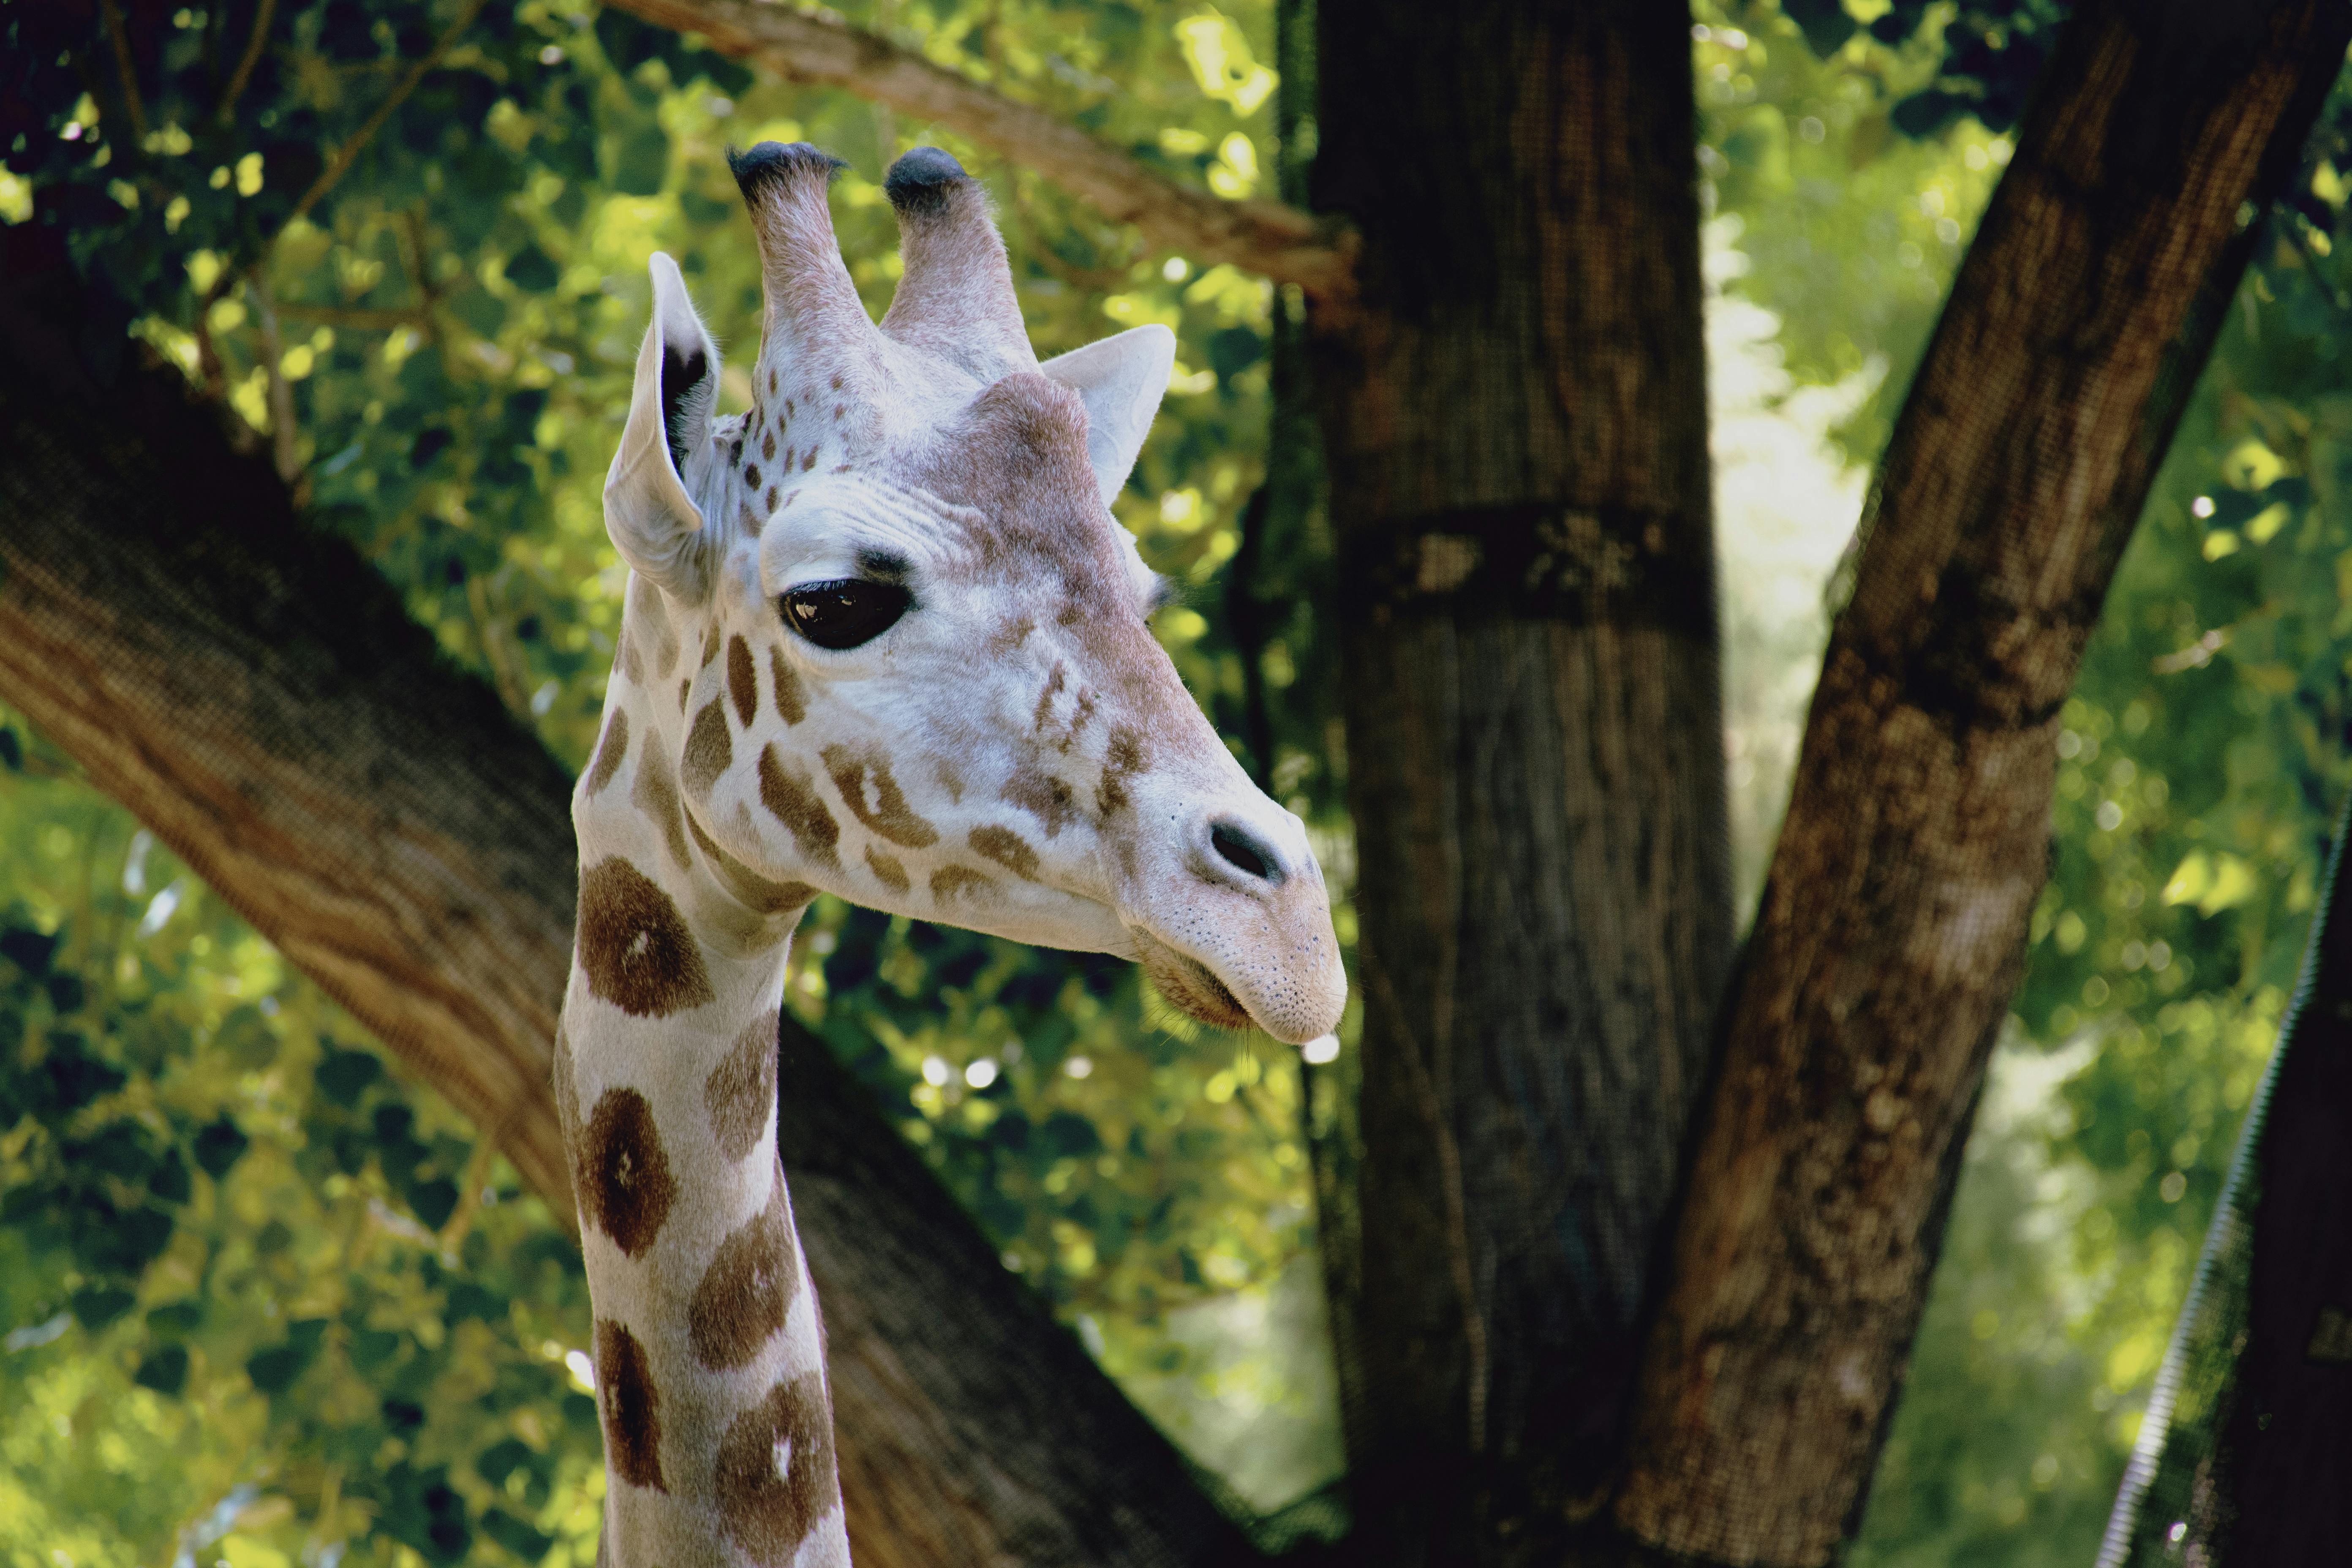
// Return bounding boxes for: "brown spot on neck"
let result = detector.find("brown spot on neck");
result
[577,858,712,1016]
[700,623,723,669]
[580,1086,676,1255]
[929,865,996,903]
[629,742,695,871]
[683,699,734,799]
[689,1178,800,1371]
[968,825,1040,881]
[595,1318,667,1491]
[706,1010,780,1162]
[822,744,940,849]
[716,1371,838,1560]
[865,846,910,893]
[586,708,630,796]
[758,746,842,867]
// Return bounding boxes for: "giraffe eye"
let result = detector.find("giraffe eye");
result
[779,579,911,650]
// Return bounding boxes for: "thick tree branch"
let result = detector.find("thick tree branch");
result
[606,0,1356,297]
[0,229,1257,1568]
[1611,4,2352,1563]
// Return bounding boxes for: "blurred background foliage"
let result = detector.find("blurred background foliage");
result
[5,0,2352,1563]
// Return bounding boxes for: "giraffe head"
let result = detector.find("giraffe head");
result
[594,142,1344,1044]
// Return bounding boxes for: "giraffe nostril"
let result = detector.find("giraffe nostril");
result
[1209,822,1282,886]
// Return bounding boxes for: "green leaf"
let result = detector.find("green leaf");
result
[192,1114,249,1177]
[133,1343,188,1395]
[1783,0,1859,57]
[608,121,672,197]
[316,1047,383,1108]
[506,242,561,293]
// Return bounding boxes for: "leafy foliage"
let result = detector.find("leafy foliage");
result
[0,726,599,1567]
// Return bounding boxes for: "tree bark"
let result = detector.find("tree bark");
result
[1310,6,1732,1562]
[0,229,1256,1568]
[604,0,1355,297]
[1612,5,2352,1564]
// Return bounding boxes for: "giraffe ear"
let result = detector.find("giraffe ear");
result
[606,252,721,597]
[1040,324,1175,509]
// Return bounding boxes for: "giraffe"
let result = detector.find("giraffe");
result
[555,140,1348,1566]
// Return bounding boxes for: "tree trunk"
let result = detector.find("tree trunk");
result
[0,228,1256,1568]
[1612,5,2352,1564]
[1311,6,1732,1562]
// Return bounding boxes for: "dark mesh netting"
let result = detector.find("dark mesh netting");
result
[2099,792,2352,1566]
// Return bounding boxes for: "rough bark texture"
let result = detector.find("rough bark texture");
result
[1612,5,2352,1563]
[0,231,1256,1568]
[1311,6,1733,1562]
[604,0,1354,297]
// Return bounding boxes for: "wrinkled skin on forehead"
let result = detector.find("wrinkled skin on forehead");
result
[591,141,1345,1045]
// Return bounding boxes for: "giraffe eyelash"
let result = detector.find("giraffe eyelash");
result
[1145,574,1181,616]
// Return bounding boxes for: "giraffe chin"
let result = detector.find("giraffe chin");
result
[1135,936,1254,1034]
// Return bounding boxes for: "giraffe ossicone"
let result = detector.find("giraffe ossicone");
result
[560,139,1346,1565]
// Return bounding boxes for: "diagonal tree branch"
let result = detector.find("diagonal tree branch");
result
[606,0,1356,297]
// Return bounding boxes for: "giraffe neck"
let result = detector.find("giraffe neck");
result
[559,649,850,1567]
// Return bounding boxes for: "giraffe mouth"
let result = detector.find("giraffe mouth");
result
[1135,936,1252,1032]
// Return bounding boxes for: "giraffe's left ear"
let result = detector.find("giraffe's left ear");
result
[606,252,721,597]
[1040,324,1175,509]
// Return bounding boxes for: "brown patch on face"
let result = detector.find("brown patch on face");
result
[988,615,1035,655]
[715,1372,837,1562]
[706,1010,780,1162]
[1002,765,1079,838]
[769,369,779,396]
[586,709,630,796]
[678,679,691,712]
[577,857,711,1015]
[930,866,996,903]
[746,464,761,490]
[689,1180,799,1371]
[595,1318,667,1490]
[1031,662,1066,734]
[766,485,778,510]
[1097,725,1148,818]
[581,1086,676,1255]
[822,744,940,849]
[701,623,723,669]
[781,445,796,472]
[969,825,1040,881]
[682,700,734,800]
[629,743,695,870]
[801,448,817,472]
[617,622,644,685]
[688,809,817,914]
[768,648,807,726]
[759,745,841,867]
[727,637,758,726]
[865,846,909,893]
